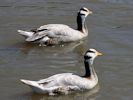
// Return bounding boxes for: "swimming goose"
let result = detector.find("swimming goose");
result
[20,48,102,95]
[18,7,92,45]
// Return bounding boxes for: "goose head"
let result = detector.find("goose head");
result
[77,7,92,33]
[84,48,102,63]
[79,7,92,17]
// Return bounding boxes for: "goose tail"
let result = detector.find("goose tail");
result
[20,79,39,87]
[20,79,49,93]
[18,30,34,38]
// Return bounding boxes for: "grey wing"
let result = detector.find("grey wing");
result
[63,74,88,88]
[26,24,74,42]
[37,79,53,85]
[37,73,71,84]
[26,29,50,42]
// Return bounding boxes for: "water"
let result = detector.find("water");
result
[0,0,133,100]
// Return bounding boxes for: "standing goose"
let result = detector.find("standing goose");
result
[18,7,92,45]
[20,49,102,95]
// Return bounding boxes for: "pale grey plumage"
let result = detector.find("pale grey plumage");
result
[18,7,92,45]
[20,49,102,95]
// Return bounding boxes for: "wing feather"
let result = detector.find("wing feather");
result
[26,24,77,42]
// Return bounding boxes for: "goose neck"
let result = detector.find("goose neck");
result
[84,59,97,80]
[77,14,88,34]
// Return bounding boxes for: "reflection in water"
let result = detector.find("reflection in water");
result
[17,41,88,55]
[31,85,100,100]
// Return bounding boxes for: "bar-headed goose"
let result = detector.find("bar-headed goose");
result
[18,7,92,45]
[20,49,102,95]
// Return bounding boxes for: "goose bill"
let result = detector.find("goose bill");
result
[96,52,103,56]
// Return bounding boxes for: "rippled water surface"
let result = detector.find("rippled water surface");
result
[0,0,133,100]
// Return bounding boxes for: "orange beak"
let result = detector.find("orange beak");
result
[96,51,103,56]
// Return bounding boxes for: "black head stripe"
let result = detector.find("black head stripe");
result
[84,55,91,59]
[80,8,88,12]
[79,13,86,16]
[86,50,95,53]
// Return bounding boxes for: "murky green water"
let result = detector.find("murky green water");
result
[0,0,133,100]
